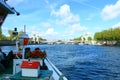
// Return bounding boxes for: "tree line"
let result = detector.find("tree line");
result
[73,36,92,41]
[0,30,45,42]
[94,27,120,42]
[0,30,23,40]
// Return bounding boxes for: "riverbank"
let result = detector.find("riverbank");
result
[0,40,15,46]
[1,40,120,47]
[114,41,120,46]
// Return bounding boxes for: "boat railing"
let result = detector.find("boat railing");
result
[45,58,68,80]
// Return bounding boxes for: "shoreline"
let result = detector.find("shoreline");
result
[0,40,15,46]
[0,40,120,47]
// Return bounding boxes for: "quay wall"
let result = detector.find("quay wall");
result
[0,40,15,46]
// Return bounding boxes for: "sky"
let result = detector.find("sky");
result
[2,0,120,40]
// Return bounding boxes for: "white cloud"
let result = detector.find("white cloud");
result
[101,0,120,20]
[45,28,58,36]
[18,4,88,40]
[66,23,87,35]
[50,4,88,39]
[51,4,71,18]
[43,28,62,40]
[111,22,120,28]
[2,26,9,31]
[25,25,43,37]
[40,22,51,28]
[57,14,80,26]
[51,4,80,25]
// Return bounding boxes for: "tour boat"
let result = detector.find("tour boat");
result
[0,29,68,80]
[0,0,68,80]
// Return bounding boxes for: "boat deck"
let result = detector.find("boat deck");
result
[10,70,53,80]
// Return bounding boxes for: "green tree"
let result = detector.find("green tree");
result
[88,36,92,41]
[1,34,9,40]
[0,29,2,40]
[74,36,82,41]
[94,27,120,44]
[94,32,102,40]
[18,31,23,37]
[114,27,120,41]
[8,30,14,40]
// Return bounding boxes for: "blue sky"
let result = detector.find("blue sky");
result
[2,0,120,40]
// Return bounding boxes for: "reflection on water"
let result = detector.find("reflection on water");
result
[1,44,120,80]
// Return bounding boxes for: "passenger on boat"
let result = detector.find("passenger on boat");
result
[0,62,5,72]
[0,48,5,61]
[25,47,31,58]
[7,50,14,61]
[35,47,41,51]
[0,48,7,68]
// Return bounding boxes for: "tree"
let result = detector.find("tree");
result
[0,29,2,40]
[18,31,23,37]
[94,32,102,40]
[94,27,120,44]
[1,34,9,40]
[88,36,92,41]
[8,30,24,40]
[73,36,82,41]
[8,30,14,40]
[114,27,120,41]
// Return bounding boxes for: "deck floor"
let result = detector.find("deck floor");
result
[10,70,53,80]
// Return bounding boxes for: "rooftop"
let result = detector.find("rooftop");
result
[0,0,14,14]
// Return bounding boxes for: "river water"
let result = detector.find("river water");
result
[1,44,120,80]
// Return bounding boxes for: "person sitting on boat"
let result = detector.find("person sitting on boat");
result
[7,50,14,61]
[0,48,6,61]
[0,48,5,61]
[0,48,7,68]
[34,47,41,51]
[25,47,31,59]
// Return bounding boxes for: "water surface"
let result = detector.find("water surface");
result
[1,44,120,80]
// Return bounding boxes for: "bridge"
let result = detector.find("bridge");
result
[30,40,94,45]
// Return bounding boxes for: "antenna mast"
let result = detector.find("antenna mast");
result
[24,25,26,33]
